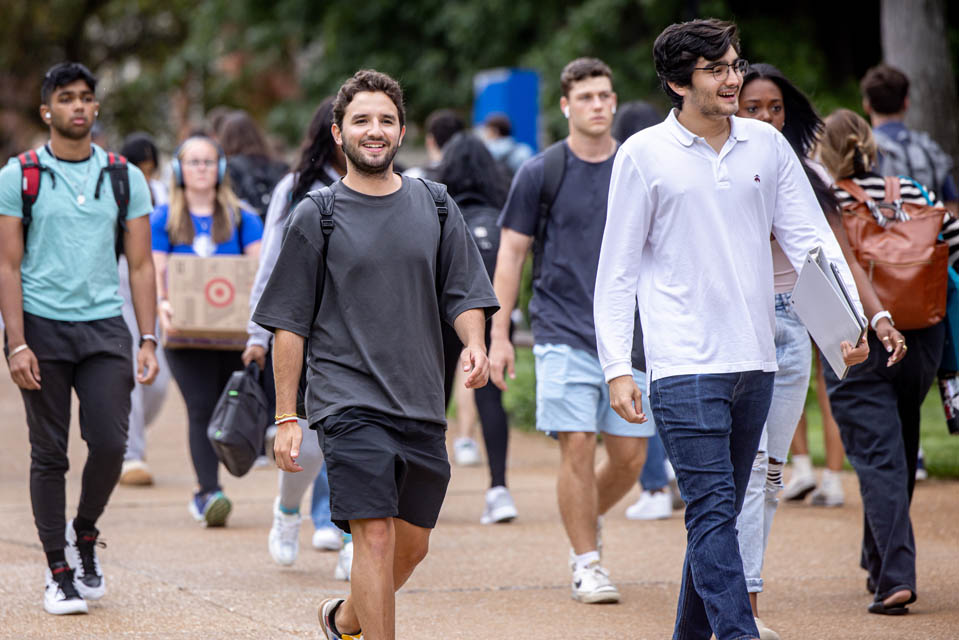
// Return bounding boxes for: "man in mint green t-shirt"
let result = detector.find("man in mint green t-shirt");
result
[0,62,158,616]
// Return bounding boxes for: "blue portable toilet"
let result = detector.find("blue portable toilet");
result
[473,68,539,152]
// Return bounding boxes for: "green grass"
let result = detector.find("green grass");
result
[501,347,959,478]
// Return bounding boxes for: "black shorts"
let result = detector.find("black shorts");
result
[315,407,451,533]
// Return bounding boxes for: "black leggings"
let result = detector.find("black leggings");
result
[442,323,510,488]
[164,348,243,494]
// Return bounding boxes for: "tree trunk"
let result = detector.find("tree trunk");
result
[881,0,959,188]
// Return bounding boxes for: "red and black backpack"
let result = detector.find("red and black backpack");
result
[17,147,131,257]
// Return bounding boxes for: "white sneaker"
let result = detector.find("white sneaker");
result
[268,498,301,566]
[755,616,781,640]
[571,561,620,604]
[453,437,482,466]
[44,562,87,615]
[64,520,105,600]
[809,470,844,507]
[480,486,518,524]
[334,541,353,581]
[625,490,672,520]
[783,455,816,501]
[119,459,154,486]
[312,526,343,551]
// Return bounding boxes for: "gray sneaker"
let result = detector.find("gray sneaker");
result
[480,486,518,524]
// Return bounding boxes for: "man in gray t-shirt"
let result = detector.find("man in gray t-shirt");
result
[253,70,497,640]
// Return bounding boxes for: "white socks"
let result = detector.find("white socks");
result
[572,550,600,572]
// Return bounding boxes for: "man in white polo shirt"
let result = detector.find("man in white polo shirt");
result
[594,19,868,640]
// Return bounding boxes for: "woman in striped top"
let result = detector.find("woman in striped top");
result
[817,108,954,616]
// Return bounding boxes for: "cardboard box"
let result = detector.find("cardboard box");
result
[162,255,258,350]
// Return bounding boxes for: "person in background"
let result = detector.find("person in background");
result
[818,108,957,616]
[861,63,959,481]
[437,131,518,524]
[243,98,352,571]
[481,113,534,176]
[0,61,158,615]
[152,135,263,527]
[121,132,169,206]
[403,109,465,180]
[115,132,172,486]
[491,57,651,605]
[219,110,289,219]
[732,62,905,639]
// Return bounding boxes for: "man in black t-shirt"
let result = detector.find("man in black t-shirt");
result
[254,69,497,640]
[490,58,650,605]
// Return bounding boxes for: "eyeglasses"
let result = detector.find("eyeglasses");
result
[694,59,749,81]
[182,159,218,168]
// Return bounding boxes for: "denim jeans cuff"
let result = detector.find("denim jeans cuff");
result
[746,577,764,593]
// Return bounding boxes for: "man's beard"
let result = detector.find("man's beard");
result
[689,85,738,118]
[341,136,399,177]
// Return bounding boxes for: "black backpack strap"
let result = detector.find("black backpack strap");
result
[94,151,130,258]
[416,178,450,295]
[416,177,449,234]
[533,141,567,281]
[17,148,53,253]
[305,186,336,322]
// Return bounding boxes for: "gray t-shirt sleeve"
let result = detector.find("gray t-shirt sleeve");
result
[437,198,500,325]
[251,200,323,338]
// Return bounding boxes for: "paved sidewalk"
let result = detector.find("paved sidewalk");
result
[1,378,957,639]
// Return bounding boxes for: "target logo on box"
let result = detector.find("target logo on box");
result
[164,256,258,350]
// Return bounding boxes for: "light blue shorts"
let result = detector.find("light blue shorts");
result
[533,343,654,437]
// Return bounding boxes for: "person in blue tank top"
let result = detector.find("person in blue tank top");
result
[151,135,263,529]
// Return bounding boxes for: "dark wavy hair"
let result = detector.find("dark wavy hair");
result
[742,63,838,216]
[333,69,405,129]
[653,19,740,110]
[435,132,509,209]
[290,97,339,206]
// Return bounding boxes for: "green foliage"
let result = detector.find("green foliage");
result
[502,346,537,432]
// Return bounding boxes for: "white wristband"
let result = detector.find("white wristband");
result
[6,344,29,360]
[870,310,893,331]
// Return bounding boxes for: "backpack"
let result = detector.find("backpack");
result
[874,127,954,196]
[291,177,449,418]
[18,147,130,257]
[838,175,949,330]
[227,155,289,219]
[207,362,270,477]
[456,192,500,279]
[532,141,567,281]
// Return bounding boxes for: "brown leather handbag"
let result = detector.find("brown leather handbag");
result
[838,176,948,330]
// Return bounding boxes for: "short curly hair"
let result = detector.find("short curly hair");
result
[560,58,613,97]
[653,19,740,110]
[333,69,405,129]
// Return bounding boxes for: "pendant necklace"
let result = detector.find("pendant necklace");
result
[47,144,94,205]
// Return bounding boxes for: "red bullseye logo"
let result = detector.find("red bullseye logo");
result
[205,278,235,308]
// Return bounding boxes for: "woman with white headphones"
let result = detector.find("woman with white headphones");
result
[150,135,263,527]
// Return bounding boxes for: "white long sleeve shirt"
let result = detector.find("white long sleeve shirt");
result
[595,110,862,383]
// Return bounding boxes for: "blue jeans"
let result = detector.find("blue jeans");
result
[640,431,670,491]
[650,370,774,640]
[310,462,334,530]
[737,294,811,592]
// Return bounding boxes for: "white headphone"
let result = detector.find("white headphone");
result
[563,106,570,119]
[612,105,617,115]
[44,112,51,120]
